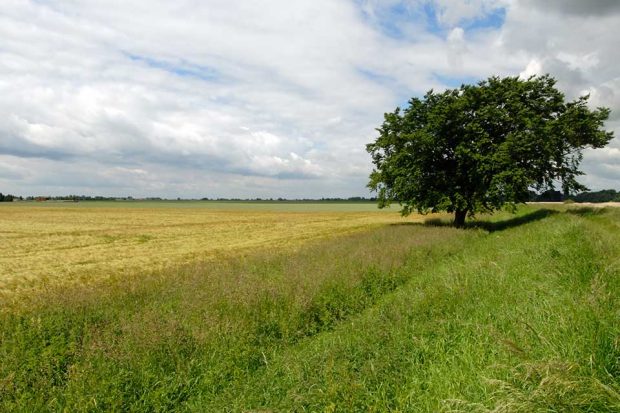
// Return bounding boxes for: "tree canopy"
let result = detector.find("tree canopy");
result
[367,75,614,227]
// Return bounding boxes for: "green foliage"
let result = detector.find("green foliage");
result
[0,193,15,202]
[529,188,620,203]
[1,206,619,411]
[367,75,614,226]
[575,189,620,203]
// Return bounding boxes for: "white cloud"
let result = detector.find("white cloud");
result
[0,0,618,197]
[434,0,507,26]
[519,59,542,78]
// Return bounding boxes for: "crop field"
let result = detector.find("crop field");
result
[0,201,413,295]
[1,203,619,412]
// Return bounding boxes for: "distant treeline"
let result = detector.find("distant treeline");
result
[530,189,620,203]
[22,195,145,201]
[2,195,378,202]
[0,193,21,202]
[3,191,618,203]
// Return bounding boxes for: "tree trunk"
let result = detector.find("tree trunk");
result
[454,209,467,228]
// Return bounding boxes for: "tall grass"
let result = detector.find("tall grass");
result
[1,206,619,412]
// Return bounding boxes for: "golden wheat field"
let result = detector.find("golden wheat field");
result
[0,201,421,294]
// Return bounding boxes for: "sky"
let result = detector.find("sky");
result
[1,0,619,198]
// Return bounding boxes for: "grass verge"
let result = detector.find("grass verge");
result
[1,206,619,412]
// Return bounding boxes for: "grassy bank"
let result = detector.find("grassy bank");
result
[1,206,619,411]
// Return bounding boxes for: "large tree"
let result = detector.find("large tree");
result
[367,75,613,227]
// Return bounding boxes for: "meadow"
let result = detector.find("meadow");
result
[0,202,619,412]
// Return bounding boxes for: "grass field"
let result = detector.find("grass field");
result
[1,203,619,411]
[0,201,411,295]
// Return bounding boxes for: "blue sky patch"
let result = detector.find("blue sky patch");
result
[356,1,506,39]
[355,0,424,40]
[434,73,480,88]
[461,7,506,32]
[125,53,221,82]
[357,67,396,85]
[379,2,412,39]
[423,3,506,35]
[422,2,444,35]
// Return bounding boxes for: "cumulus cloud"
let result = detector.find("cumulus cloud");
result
[0,0,618,197]
[500,0,620,189]
[521,0,620,17]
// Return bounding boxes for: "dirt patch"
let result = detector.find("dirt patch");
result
[529,202,620,208]
[572,202,620,208]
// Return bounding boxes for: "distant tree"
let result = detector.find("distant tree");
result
[0,193,15,202]
[535,189,564,202]
[367,75,614,227]
[574,189,620,203]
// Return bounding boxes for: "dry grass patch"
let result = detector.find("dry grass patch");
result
[0,202,426,295]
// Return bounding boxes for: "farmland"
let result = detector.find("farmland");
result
[1,203,619,411]
[0,201,411,296]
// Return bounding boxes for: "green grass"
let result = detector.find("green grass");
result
[1,206,619,412]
